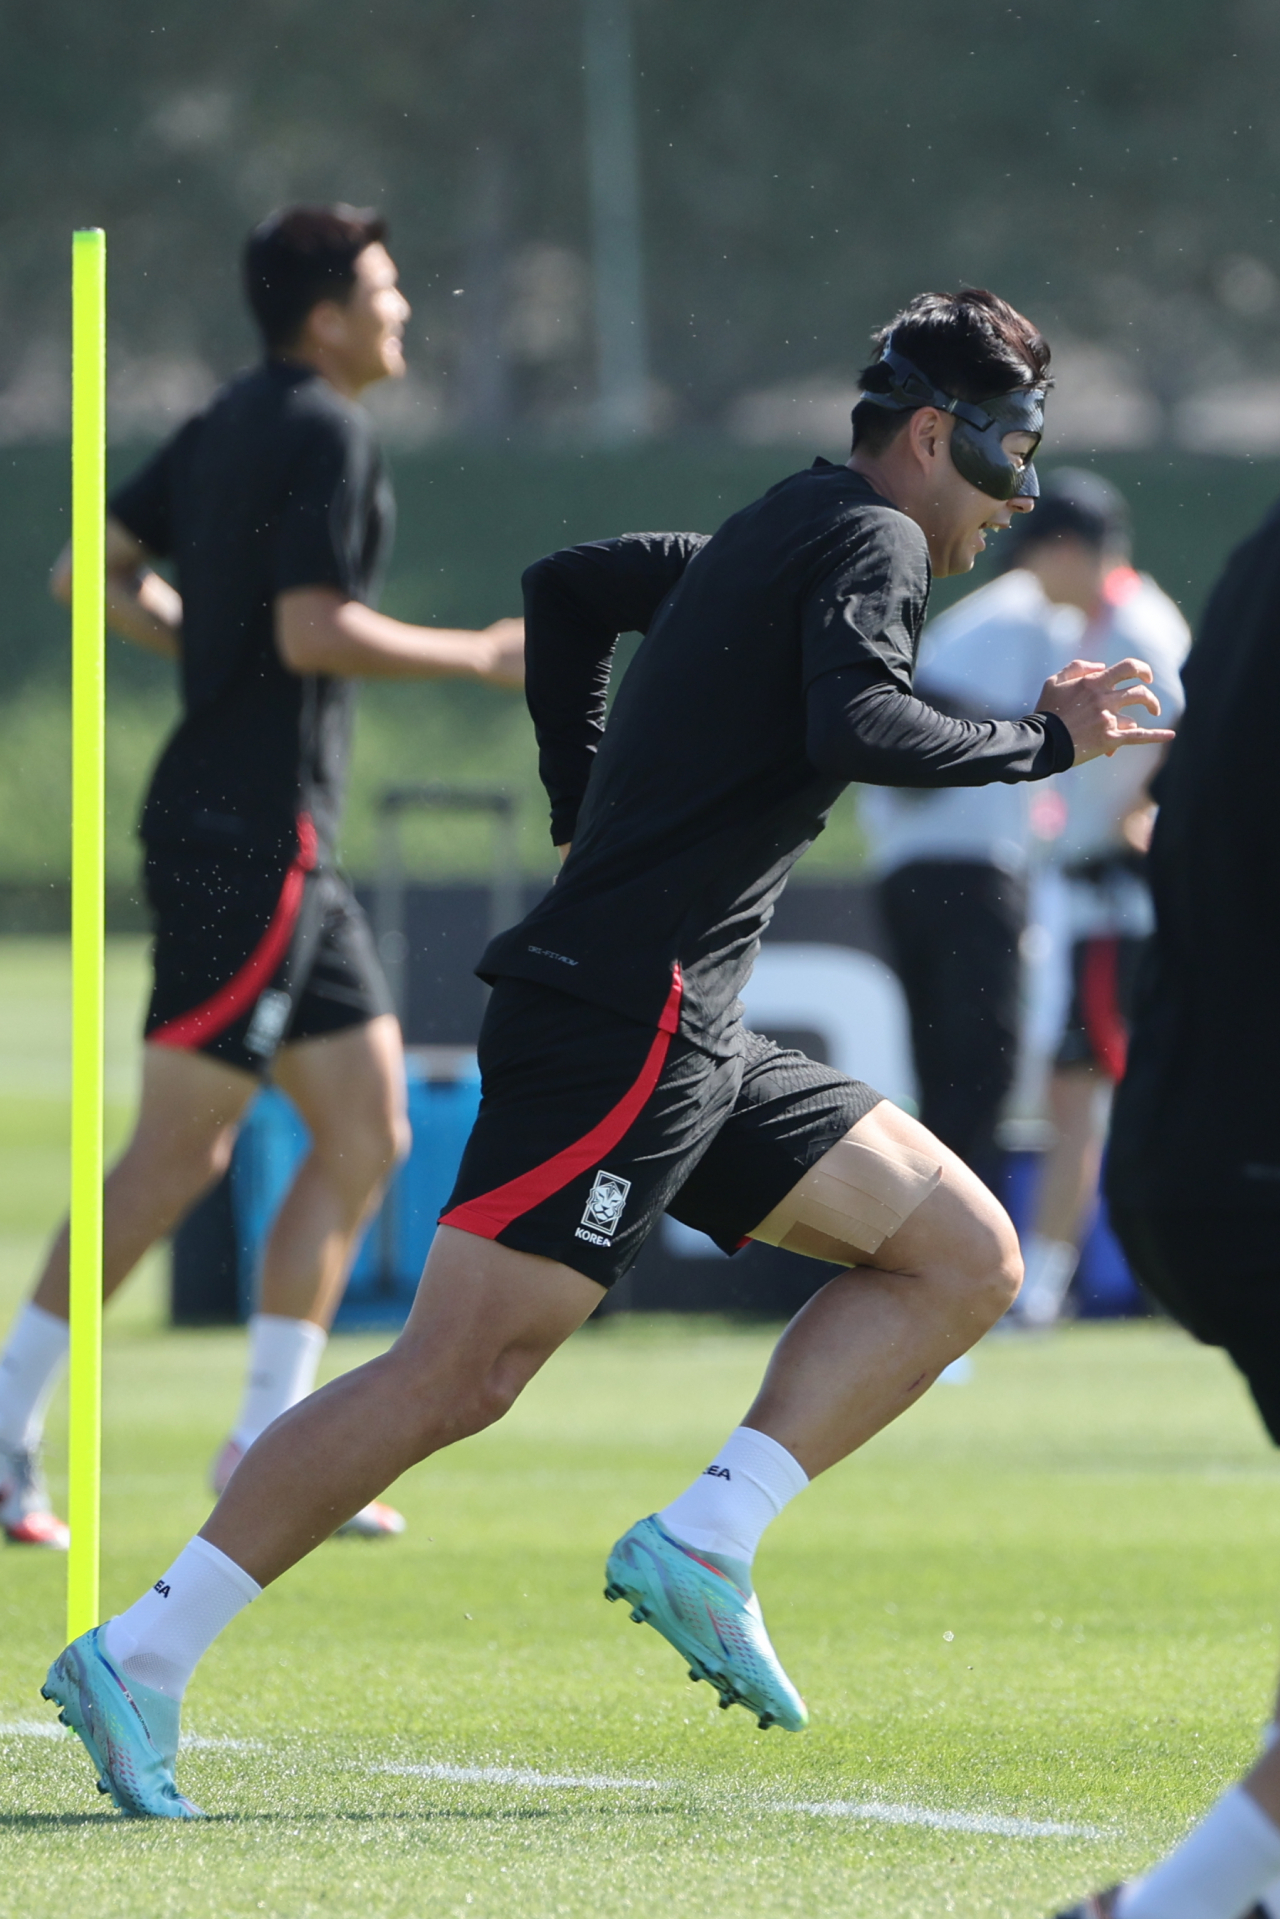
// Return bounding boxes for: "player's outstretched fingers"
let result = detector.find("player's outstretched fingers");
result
[1095,655,1156,689]
[1051,657,1108,683]
[1103,715,1176,750]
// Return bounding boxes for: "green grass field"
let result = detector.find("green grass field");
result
[1,940,1277,1917]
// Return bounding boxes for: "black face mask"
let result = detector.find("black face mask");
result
[856,344,1046,502]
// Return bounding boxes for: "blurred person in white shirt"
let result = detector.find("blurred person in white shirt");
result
[861,480,1087,1188]
[1015,473,1189,1323]
[863,470,1187,1321]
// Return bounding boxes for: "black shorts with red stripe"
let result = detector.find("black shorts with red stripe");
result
[1055,935,1146,1081]
[143,816,393,1076]
[440,973,882,1289]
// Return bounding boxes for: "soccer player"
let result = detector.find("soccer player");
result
[0,205,523,1549]
[1052,485,1280,1918]
[41,288,1172,1819]
[1107,485,1280,1455]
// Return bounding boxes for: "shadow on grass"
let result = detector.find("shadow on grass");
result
[0,1801,684,1830]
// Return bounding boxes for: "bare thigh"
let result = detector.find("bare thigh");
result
[852,1101,1022,1292]
[270,1013,409,1165]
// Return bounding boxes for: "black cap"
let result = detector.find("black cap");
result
[1004,466,1130,557]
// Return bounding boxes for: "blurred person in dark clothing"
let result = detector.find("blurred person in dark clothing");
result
[0,205,523,1550]
[1107,495,1280,1442]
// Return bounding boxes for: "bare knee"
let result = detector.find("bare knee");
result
[115,1118,238,1213]
[399,1366,522,1456]
[944,1194,1023,1322]
[310,1104,409,1206]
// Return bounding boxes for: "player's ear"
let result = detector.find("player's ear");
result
[908,406,947,472]
[909,406,951,470]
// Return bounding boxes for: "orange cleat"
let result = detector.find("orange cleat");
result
[210,1434,405,1538]
[0,1445,70,1549]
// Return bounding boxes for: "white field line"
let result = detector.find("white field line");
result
[777,1798,1104,1840]
[379,1762,662,1791]
[4,1718,1100,1838]
[376,1761,1100,1837]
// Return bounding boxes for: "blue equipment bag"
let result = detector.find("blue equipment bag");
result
[230,1053,482,1328]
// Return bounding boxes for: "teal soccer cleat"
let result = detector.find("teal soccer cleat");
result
[604,1514,808,1731]
[41,1627,203,1819]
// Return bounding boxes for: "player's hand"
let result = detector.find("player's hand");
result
[476,617,525,689]
[1035,657,1176,765]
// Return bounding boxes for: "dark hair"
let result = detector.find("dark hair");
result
[1000,466,1131,567]
[244,204,388,352]
[851,289,1051,455]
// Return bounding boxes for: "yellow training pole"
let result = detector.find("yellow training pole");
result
[67,227,106,1643]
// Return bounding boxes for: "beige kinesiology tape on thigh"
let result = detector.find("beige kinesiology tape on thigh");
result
[751,1133,943,1266]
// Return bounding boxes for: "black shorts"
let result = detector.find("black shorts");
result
[1055,934,1146,1079]
[143,819,393,1077]
[441,976,883,1288]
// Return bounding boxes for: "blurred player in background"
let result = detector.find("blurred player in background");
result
[860,484,1083,1189]
[863,471,1186,1325]
[0,204,523,1549]
[38,289,1175,1822]
[1018,473,1187,1324]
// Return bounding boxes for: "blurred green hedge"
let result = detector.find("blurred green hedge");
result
[1,440,1276,893]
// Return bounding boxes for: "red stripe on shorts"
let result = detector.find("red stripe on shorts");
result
[440,963,684,1240]
[148,814,318,1052]
[1080,935,1127,1082]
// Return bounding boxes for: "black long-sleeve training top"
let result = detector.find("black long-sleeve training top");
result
[480,459,1073,1053]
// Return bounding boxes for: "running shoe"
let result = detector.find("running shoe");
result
[333,1500,406,1539]
[41,1627,203,1818]
[211,1435,405,1538]
[604,1514,808,1731]
[0,1442,69,1549]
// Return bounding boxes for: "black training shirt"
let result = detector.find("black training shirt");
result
[1108,495,1280,1208]
[481,460,1072,1052]
[110,360,394,863]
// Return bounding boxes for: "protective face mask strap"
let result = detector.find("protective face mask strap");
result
[858,344,1045,502]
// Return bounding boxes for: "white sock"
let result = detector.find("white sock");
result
[1017,1235,1078,1326]
[1116,1786,1280,1919]
[103,1536,261,1701]
[0,1303,70,1451]
[231,1314,327,1452]
[658,1426,809,1565]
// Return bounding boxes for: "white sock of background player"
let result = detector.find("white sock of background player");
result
[0,1303,69,1457]
[229,1313,328,1454]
